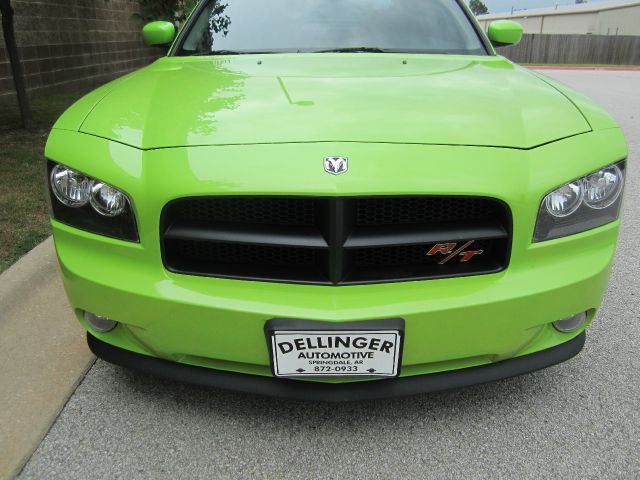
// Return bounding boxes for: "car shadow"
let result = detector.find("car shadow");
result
[101,353,587,428]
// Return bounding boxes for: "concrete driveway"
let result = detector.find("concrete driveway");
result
[13,70,640,479]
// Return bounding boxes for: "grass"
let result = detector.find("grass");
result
[0,90,89,273]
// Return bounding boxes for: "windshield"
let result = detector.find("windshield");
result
[175,0,487,56]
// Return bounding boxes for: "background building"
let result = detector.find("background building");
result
[477,0,640,35]
[0,0,158,102]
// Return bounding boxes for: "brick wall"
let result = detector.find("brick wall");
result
[0,0,162,101]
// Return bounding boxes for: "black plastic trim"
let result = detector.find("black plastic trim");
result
[455,0,494,55]
[342,261,506,285]
[165,222,328,248]
[160,195,512,286]
[344,223,507,249]
[88,331,585,402]
[169,0,210,56]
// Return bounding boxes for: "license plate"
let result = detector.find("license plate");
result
[270,330,402,378]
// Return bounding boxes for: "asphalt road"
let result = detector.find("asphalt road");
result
[18,70,640,479]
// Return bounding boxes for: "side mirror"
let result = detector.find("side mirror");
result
[143,21,176,46]
[488,20,523,47]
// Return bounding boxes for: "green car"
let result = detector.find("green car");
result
[46,0,627,401]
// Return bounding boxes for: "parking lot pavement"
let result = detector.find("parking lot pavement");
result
[17,70,640,480]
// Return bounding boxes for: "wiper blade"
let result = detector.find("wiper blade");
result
[188,50,272,56]
[209,50,253,55]
[314,47,386,53]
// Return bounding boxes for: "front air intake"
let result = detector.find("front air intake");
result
[161,196,511,285]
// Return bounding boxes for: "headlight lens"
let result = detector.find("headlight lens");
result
[583,165,624,209]
[544,180,583,218]
[47,161,138,242]
[50,165,92,207]
[534,161,625,242]
[90,182,128,217]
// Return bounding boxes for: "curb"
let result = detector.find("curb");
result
[0,238,95,480]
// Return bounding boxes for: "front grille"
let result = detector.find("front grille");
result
[171,240,318,268]
[161,196,511,285]
[170,197,316,226]
[355,197,499,225]
[354,240,494,268]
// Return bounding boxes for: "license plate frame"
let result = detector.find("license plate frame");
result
[265,318,404,378]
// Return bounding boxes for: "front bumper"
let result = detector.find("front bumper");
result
[47,127,625,394]
[88,331,586,401]
[58,215,612,381]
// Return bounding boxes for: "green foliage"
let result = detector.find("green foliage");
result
[133,0,199,24]
[469,0,488,16]
[208,1,230,36]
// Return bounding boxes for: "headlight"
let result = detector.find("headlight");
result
[47,162,138,242]
[544,180,583,218]
[534,161,625,242]
[90,182,128,217]
[583,164,624,209]
[50,164,92,207]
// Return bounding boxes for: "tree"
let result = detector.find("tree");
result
[133,0,200,24]
[469,0,489,16]
[133,0,231,45]
[0,0,32,128]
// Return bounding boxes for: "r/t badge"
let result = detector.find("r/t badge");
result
[427,241,484,264]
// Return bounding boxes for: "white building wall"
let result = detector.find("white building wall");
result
[478,4,640,35]
[541,13,599,34]
[597,6,640,35]
[515,17,543,33]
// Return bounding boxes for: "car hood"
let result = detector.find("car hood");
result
[78,54,591,150]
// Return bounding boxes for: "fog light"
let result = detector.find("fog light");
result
[84,311,118,333]
[553,312,587,333]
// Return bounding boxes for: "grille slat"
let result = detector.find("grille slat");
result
[165,222,328,248]
[344,223,506,249]
[168,240,319,268]
[161,196,511,285]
